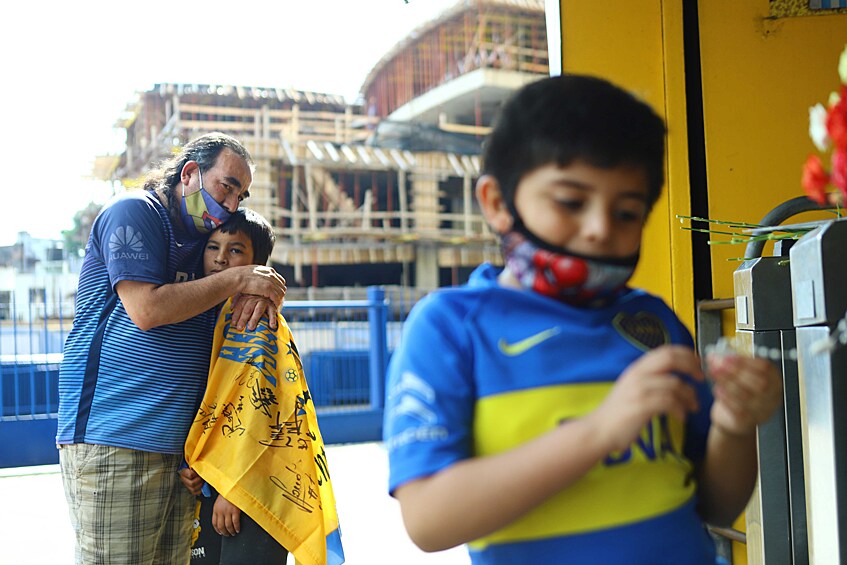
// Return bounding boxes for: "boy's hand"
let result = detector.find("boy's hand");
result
[213,494,242,536]
[706,352,782,438]
[178,467,204,496]
[588,345,704,453]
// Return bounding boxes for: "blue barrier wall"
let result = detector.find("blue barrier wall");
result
[305,350,371,407]
[1,358,61,417]
[0,419,58,467]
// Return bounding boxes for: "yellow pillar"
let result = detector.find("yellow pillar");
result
[558,0,694,328]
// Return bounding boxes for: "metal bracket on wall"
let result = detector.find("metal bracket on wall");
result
[695,297,747,562]
[696,298,735,357]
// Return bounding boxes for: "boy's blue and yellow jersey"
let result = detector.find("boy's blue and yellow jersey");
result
[384,263,717,564]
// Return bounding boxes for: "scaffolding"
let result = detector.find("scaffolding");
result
[108,0,548,290]
[361,0,547,124]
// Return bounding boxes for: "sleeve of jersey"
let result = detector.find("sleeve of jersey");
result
[383,294,475,495]
[91,195,169,289]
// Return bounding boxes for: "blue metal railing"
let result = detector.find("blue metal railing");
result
[0,286,427,467]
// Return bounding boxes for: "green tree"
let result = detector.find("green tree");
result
[63,201,102,256]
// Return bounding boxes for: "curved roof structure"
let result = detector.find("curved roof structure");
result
[360,0,547,127]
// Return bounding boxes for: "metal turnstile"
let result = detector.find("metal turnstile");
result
[790,218,847,564]
[735,243,808,565]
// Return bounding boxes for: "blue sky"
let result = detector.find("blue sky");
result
[2,0,455,246]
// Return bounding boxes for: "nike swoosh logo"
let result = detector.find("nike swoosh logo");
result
[498,327,561,356]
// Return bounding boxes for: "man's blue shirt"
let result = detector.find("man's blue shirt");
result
[57,191,215,454]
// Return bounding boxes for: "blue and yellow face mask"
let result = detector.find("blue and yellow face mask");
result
[180,169,231,237]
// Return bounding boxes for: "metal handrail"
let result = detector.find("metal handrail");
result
[695,298,748,552]
[708,525,747,544]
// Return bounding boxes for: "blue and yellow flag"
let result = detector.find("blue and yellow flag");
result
[185,299,344,565]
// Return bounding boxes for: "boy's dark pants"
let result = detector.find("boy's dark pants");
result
[191,493,289,564]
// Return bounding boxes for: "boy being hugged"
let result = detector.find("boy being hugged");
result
[383,75,782,564]
[182,208,344,565]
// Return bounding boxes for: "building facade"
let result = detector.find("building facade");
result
[105,0,548,294]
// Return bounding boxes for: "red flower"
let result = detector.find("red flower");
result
[827,87,847,149]
[831,147,847,201]
[802,154,830,204]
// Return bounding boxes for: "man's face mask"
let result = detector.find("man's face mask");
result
[501,216,638,306]
[180,168,231,237]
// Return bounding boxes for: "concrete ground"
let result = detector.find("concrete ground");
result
[0,442,470,565]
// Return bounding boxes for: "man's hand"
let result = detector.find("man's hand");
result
[213,494,242,536]
[230,294,280,331]
[587,345,704,454]
[229,266,286,330]
[178,467,204,496]
[238,266,286,307]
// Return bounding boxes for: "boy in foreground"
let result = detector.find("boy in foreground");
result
[383,75,782,564]
[181,208,344,565]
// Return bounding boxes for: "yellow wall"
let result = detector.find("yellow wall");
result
[557,0,847,317]
[556,2,847,564]
[697,2,847,299]
[558,0,695,329]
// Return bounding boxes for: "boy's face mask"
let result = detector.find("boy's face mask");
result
[500,220,638,306]
[180,169,231,237]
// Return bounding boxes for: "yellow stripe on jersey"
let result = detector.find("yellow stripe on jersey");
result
[470,382,696,549]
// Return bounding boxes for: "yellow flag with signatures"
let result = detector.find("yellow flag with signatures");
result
[185,299,344,565]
